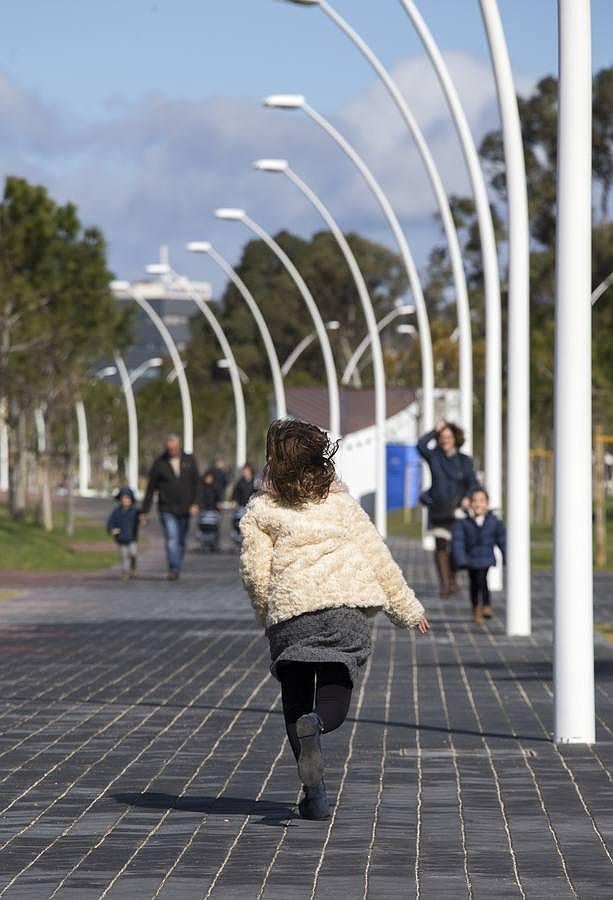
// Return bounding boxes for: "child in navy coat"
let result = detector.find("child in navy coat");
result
[106,487,140,579]
[451,488,506,623]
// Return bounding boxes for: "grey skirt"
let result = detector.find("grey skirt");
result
[267,606,374,684]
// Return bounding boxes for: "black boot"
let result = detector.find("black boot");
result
[298,780,330,820]
[296,712,324,787]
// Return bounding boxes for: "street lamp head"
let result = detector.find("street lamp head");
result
[186,241,212,253]
[110,279,130,292]
[150,358,163,367]
[217,359,230,369]
[96,366,117,379]
[396,324,417,336]
[146,263,171,276]
[215,208,246,221]
[326,320,340,331]
[397,304,415,315]
[253,159,289,173]
[264,94,305,110]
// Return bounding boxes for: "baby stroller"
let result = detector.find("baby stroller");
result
[231,505,246,548]
[198,509,220,552]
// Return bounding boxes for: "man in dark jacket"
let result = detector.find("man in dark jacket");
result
[141,434,201,580]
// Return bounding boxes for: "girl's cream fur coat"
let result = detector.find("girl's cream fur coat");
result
[240,486,425,630]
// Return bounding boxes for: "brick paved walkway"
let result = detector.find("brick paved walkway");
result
[0,521,612,899]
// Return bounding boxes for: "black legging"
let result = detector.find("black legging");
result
[468,567,491,609]
[279,662,353,762]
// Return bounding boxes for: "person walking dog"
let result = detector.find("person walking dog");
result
[418,420,479,597]
[240,419,429,821]
[141,433,201,580]
[451,488,506,623]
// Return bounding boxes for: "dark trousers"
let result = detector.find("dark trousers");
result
[468,567,491,609]
[279,662,353,762]
[160,512,190,572]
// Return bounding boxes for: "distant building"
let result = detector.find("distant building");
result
[112,279,212,380]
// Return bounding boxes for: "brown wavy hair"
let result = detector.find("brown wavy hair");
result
[437,421,466,450]
[264,418,339,507]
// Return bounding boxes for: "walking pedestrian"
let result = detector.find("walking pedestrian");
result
[240,419,429,821]
[231,464,257,546]
[211,457,229,499]
[140,433,201,580]
[418,420,479,597]
[198,468,223,552]
[451,488,506,623]
[106,486,140,580]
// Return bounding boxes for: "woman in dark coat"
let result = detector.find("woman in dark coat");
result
[417,420,479,597]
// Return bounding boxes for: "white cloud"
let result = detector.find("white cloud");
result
[0,52,536,292]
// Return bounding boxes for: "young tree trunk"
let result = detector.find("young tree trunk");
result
[38,452,54,532]
[64,423,75,537]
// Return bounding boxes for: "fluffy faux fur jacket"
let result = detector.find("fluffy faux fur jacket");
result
[239,484,425,630]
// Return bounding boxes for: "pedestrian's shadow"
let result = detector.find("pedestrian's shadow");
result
[111,791,297,827]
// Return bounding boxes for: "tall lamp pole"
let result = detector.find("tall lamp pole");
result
[281,0,473,450]
[480,0,531,634]
[553,0,594,744]
[113,353,140,492]
[254,158,389,536]
[185,241,287,420]
[111,280,194,454]
[75,400,91,496]
[264,95,434,436]
[145,263,247,472]
[215,207,341,438]
[399,1,503,569]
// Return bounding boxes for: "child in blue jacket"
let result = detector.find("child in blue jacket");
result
[451,488,506,623]
[106,487,140,579]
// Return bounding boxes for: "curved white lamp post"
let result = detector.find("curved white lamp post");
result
[254,158,389,536]
[113,353,139,492]
[111,279,194,454]
[0,399,7,493]
[90,358,142,493]
[75,400,91,496]
[399,1,502,531]
[145,263,247,472]
[479,0,531,631]
[342,304,415,386]
[217,358,250,384]
[592,272,613,305]
[553,0,594,744]
[281,321,339,377]
[215,207,341,438]
[186,241,287,419]
[128,357,163,385]
[264,95,434,436]
[281,0,473,451]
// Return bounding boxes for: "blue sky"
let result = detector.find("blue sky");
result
[1,0,611,293]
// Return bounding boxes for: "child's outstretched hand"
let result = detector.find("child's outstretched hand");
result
[416,616,430,635]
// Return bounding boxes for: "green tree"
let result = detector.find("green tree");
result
[0,176,130,531]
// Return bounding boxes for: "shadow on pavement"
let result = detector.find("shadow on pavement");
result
[110,791,297,827]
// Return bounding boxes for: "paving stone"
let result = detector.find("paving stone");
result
[0,517,611,898]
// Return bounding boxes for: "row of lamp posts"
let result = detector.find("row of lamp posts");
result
[65,0,594,743]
